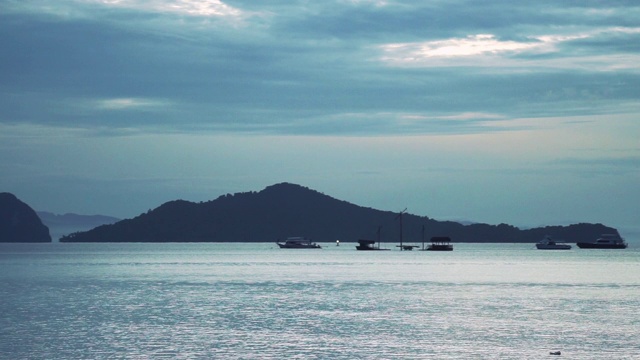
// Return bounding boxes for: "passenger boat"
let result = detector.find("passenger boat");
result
[426,236,453,251]
[536,235,571,250]
[276,237,321,249]
[577,234,627,249]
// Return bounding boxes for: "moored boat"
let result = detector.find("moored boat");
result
[536,235,571,250]
[426,236,453,251]
[577,234,627,249]
[276,237,322,249]
[356,239,390,251]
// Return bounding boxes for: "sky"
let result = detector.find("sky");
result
[1,0,639,235]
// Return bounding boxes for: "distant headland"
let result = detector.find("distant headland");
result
[37,212,120,241]
[60,183,617,243]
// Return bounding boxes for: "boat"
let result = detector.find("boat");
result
[356,226,389,251]
[276,237,322,249]
[577,234,628,249]
[356,239,389,251]
[395,208,419,251]
[536,235,571,250]
[426,236,453,251]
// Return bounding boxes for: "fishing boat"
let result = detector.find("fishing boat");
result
[577,234,627,249]
[356,226,389,250]
[356,239,389,251]
[276,237,321,249]
[536,235,571,250]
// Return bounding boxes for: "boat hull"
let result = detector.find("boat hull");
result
[536,245,571,250]
[356,246,389,251]
[426,246,453,251]
[576,243,627,249]
[277,244,321,249]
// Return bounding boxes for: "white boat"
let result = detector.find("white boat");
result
[536,236,571,250]
[276,237,321,249]
[577,234,627,249]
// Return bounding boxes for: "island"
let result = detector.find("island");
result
[60,183,617,243]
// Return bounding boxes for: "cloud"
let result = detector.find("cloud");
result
[4,0,244,18]
[92,97,171,110]
[551,156,640,172]
[378,28,640,71]
[98,0,243,17]
[380,34,543,59]
[1,0,640,137]
[269,111,517,136]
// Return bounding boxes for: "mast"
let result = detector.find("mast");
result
[396,208,407,250]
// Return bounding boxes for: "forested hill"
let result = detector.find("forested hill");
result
[60,183,617,243]
[0,192,51,243]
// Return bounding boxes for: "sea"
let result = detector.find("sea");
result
[1,241,639,359]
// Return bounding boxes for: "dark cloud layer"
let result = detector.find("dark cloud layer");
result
[2,1,639,135]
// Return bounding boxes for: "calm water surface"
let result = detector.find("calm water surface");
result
[1,242,639,359]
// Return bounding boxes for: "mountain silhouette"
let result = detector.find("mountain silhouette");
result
[1,193,52,243]
[37,211,120,241]
[60,183,617,243]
